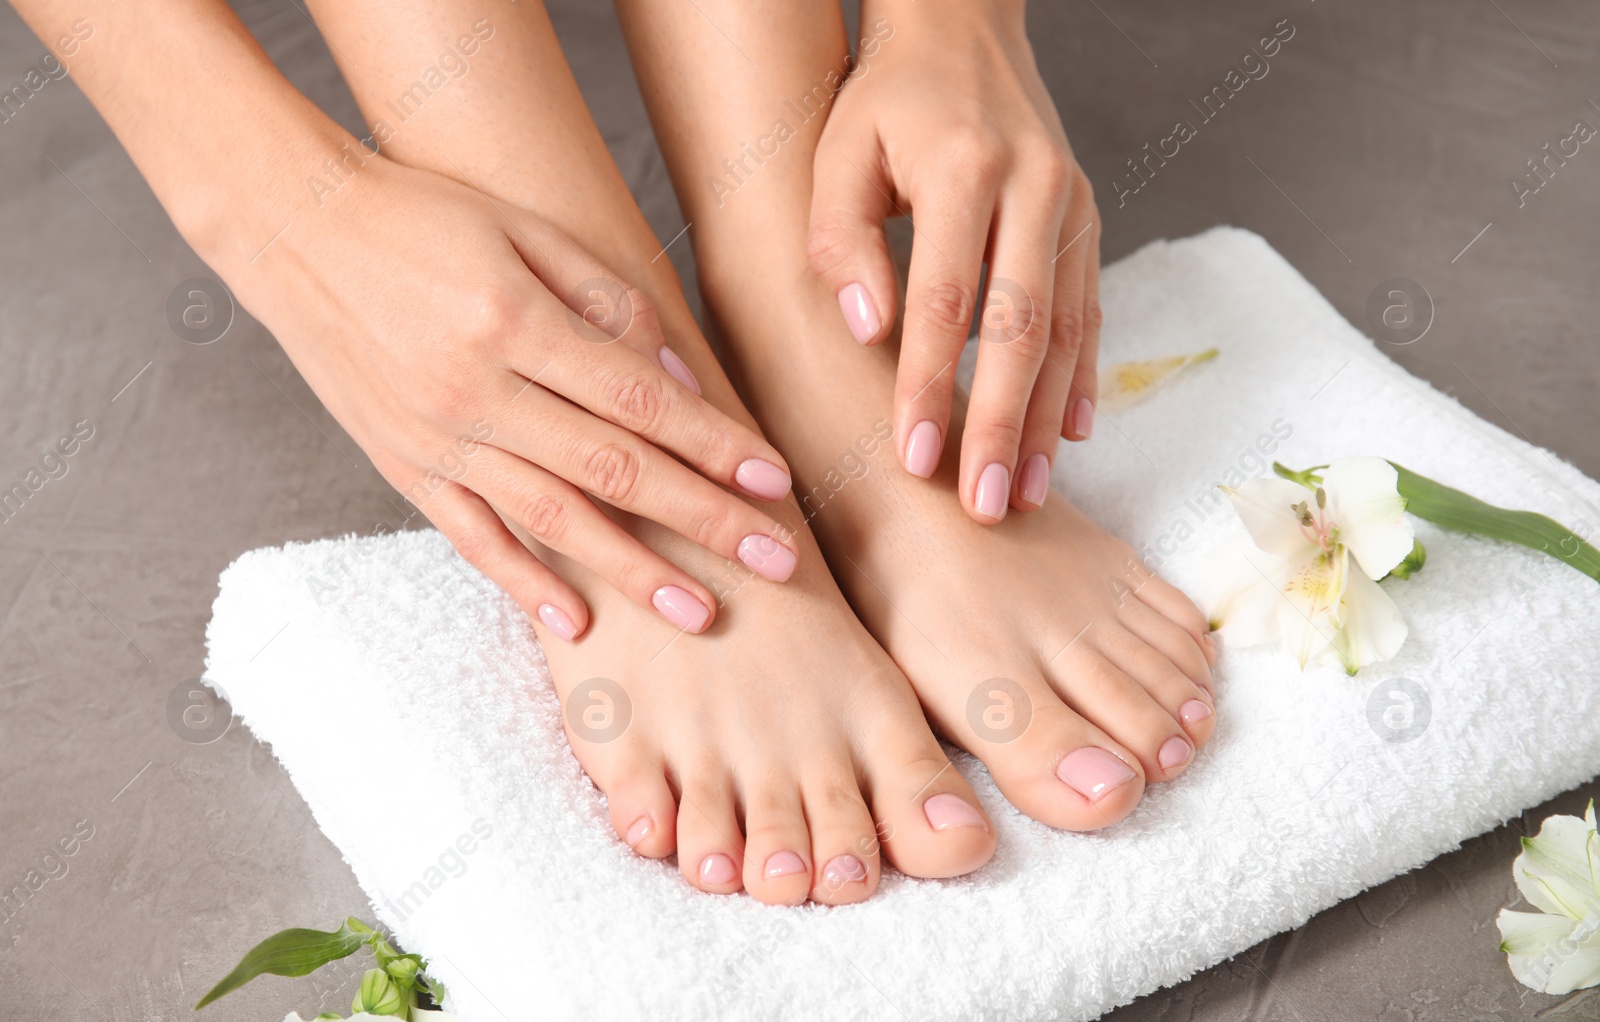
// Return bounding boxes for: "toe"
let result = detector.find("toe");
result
[1120,593,1214,694]
[857,734,994,880]
[1052,639,1198,783]
[675,771,745,895]
[1136,574,1214,660]
[801,772,881,906]
[1097,623,1216,756]
[601,758,680,860]
[739,775,813,906]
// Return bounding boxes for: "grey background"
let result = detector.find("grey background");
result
[2,0,1597,1019]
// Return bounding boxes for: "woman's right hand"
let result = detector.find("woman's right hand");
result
[217,156,798,640]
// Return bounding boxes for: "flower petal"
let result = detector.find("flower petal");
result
[1098,348,1218,412]
[1329,567,1409,673]
[1275,548,1347,668]
[1322,458,1415,579]
[1515,811,1600,920]
[1498,908,1579,955]
[1200,535,1290,647]
[1222,477,1324,560]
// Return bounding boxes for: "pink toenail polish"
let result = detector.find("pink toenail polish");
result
[837,282,881,343]
[652,585,711,633]
[823,854,867,884]
[1179,699,1212,727]
[905,420,942,478]
[537,604,578,642]
[923,792,988,831]
[735,458,792,501]
[1019,452,1050,508]
[1057,747,1136,801]
[764,851,807,878]
[737,534,797,582]
[1071,397,1095,440]
[699,853,738,886]
[657,346,702,396]
[1158,735,1193,770]
[625,816,652,848]
[975,462,1010,520]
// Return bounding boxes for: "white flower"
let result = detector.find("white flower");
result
[1496,800,1600,995]
[1208,457,1414,673]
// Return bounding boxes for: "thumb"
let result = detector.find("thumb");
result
[808,124,898,346]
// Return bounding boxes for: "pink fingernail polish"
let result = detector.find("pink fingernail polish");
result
[1158,735,1193,770]
[1019,452,1050,508]
[904,420,942,478]
[537,604,578,642]
[922,792,987,831]
[1179,699,1212,727]
[735,458,792,501]
[764,851,807,878]
[1057,747,1136,801]
[737,534,797,582]
[699,853,737,886]
[837,282,881,344]
[625,816,652,847]
[975,462,1010,520]
[1071,397,1095,440]
[657,346,701,396]
[652,585,711,633]
[822,854,867,884]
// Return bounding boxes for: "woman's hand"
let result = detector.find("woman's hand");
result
[226,158,799,639]
[807,1,1101,523]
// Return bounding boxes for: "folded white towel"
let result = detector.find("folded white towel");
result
[205,227,1600,1022]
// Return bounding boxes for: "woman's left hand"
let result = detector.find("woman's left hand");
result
[808,0,1101,523]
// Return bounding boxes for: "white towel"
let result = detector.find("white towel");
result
[205,227,1600,1022]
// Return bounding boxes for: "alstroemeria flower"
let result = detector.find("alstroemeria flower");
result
[1208,457,1414,673]
[1496,800,1600,995]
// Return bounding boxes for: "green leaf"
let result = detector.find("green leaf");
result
[1272,462,1327,489]
[1388,462,1600,583]
[194,922,368,1010]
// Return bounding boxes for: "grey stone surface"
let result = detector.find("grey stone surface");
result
[1,0,1597,1019]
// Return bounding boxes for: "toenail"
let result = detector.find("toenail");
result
[652,585,711,633]
[734,458,792,501]
[922,792,988,832]
[1179,699,1212,727]
[975,462,1010,520]
[625,816,652,848]
[656,346,702,395]
[764,851,807,879]
[737,534,797,582]
[699,853,738,886]
[1158,735,1193,770]
[1056,747,1136,801]
[905,420,942,478]
[822,855,867,884]
[537,604,578,642]
[1019,453,1050,507]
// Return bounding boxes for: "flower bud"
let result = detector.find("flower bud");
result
[353,968,407,1016]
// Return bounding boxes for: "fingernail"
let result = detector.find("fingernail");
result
[822,854,867,884]
[904,420,942,478]
[737,534,797,582]
[1071,397,1095,440]
[1019,452,1050,508]
[652,585,711,632]
[625,816,652,848]
[837,282,881,343]
[699,853,737,886]
[537,603,578,642]
[1158,735,1193,770]
[1179,699,1212,727]
[735,458,792,500]
[1057,747,1136,801]
[975,462,1010,520]
[764,851,807,879]
[922,792,987,831]
[657,346,701,396]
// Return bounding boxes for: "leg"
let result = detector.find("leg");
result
[616,0,1218,829]
[301,0,994,902]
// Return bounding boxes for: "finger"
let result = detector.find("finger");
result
[466,446,720,634]
[492,381,799,582]
[960,159,1069,523]
[896,174,997,482]
[1064,208,1103,443]
[519,309,795,504]
[808,120,898,346]
[422,480,590,642]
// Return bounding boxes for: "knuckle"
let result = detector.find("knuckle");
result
[520,492,569,544]
[618,285,661,343]
[1029,145,1074,198]
[448,527,491,568]
[583,441,644,505]
[978,415,1025,452]
[919,277,977,334]
[688,501,732,551]
[1052,303,1086,353]
[807,218,859,277]
[940,127,1006,181]
[1083,298,1105,336]
[463,285,526,350]
[607,371,667,434]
